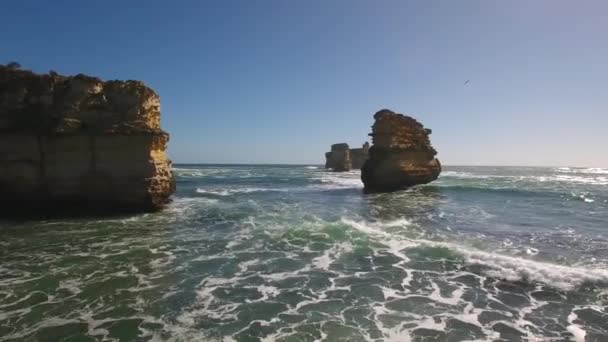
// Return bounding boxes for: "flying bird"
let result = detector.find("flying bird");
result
[464,80,470,85]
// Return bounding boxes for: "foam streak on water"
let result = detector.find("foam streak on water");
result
[1,165,607,341]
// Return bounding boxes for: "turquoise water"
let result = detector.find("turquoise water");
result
[1,165,607,341]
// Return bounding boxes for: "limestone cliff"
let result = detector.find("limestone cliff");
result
[0,64,175,215]
[324,142,369,171]
[361,109,441,192]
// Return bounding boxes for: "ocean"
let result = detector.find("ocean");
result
[1,165,607,341]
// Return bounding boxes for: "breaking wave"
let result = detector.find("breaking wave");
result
[341,218,608,292]
[196,187,288,196]
[311,171,363,190]
[556,167,608,175]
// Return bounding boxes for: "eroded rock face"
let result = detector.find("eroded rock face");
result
[361,109,441,192]
[0,64,175,215]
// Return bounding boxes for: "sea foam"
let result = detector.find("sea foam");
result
[196,188,288,196]
[556,167,608,175]
[340,218,608,291]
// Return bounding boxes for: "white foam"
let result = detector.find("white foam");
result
[253,285,280,302]
[304,166,319,169]
[526,248,539,256]
[311,249,334,270]
[440,170,514,180]
[171,167,215,178]
[441,168,608,185]
[582,167,608,174]
[426,281,465,306]
[57,279,82,296]
[238,258,260,273]
[311,242,353,270]
[548,175,608,185]
[312,171,363,189]
[196,187,288,196]
[556,167,608,175]
[440,171,477,178]
[196,189,231,196]
[340,218,417,265]
[340,218,608,291]
[341,218,397,238]
[567,312,587,342]
[451,246,608,291]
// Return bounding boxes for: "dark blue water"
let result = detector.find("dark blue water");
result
[1,165,607,341]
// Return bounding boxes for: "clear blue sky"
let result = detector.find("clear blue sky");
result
[2,0,607,166]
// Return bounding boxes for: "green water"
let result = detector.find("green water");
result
[1,165,607,341]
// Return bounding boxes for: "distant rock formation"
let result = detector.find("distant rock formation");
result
[325,143,351,172]
[324,142,369,171]
[361,109,441,192]
[0,64,175,216]
[350,142,370,169]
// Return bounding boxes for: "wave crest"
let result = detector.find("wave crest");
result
[196,188,288,196]
[340,218,608,291]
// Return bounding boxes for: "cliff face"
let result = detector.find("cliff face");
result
[361,109,441,192]
[0,64,175,215]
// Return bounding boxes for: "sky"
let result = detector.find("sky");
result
[2,0,607,166]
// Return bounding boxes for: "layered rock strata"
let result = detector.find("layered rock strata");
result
[361,109,441,192]
[0,64,175,216]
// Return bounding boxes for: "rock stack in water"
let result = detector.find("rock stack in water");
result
[350,142,369,169]
[325,143,351,172]
[324,142,369,171]
[361,109,441,192]
[0,63,175,216]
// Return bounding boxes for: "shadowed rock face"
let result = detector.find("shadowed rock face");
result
[361,109,441,192]
[0,64,175,216]
[350,142,369,169]
[324,142,369,171]
[325,143,351,172]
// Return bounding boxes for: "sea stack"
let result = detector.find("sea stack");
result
[0,63,175,215]
[350,142,370,169]
[324,142,369,171]
[361,109,441,192]
[325,143,351,172]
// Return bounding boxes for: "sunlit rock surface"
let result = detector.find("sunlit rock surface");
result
[361,109,441,192]
[0,64,174,215]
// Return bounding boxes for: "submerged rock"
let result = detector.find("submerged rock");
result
[0,64,175,216]
[361,109,441,192]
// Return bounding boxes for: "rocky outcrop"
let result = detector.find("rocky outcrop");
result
[324,142,369,171]
[361,109,441,192]
[325,143,351,172]
[350,142,369,169]
[0,64,175,216]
